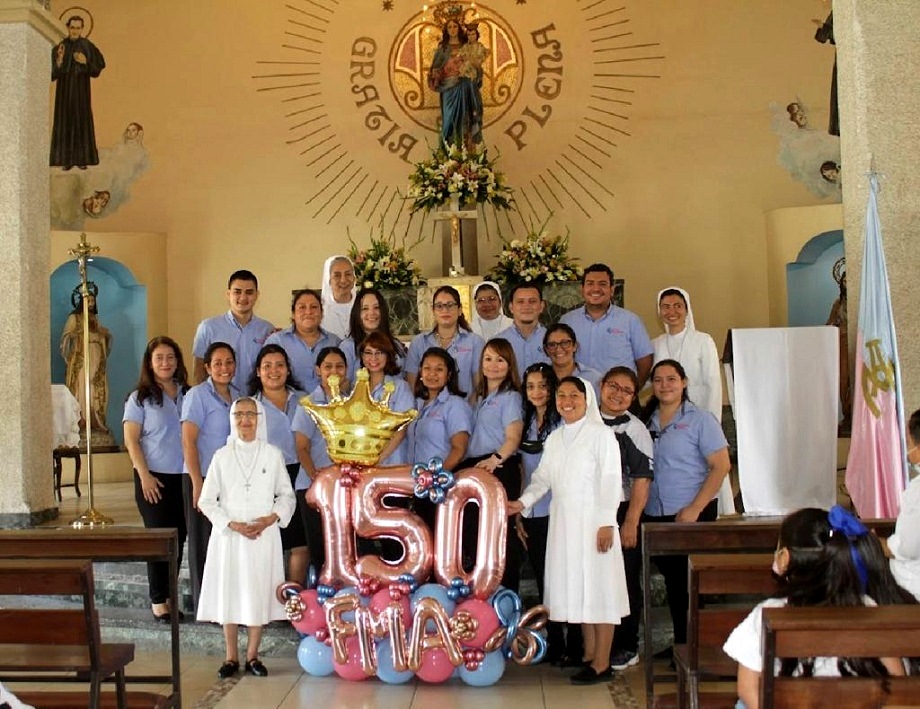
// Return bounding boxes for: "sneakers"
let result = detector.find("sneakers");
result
[609,650,639,670]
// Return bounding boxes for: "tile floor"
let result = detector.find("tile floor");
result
[35,481,668,707]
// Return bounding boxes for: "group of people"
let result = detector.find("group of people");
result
[120,257,920,691]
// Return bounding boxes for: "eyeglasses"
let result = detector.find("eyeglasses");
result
[544,340,574,352]
[233,411,259,420]
[361,349,386,358]
[603,381,636,397]
[433,301,458,311]
[475,296,498,304]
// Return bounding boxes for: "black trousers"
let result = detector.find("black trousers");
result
[280,464,308,551]
[520,515,566,657]
[460,454,522,593]
[644,499,719,645]
[182,475,212,613]
[612,500,643,653]
[134,471,186,605]
[299,489,325,575]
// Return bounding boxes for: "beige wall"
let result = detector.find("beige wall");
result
[765,204,843,327]
[54,0,837,354]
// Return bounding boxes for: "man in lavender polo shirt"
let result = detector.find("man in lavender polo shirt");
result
[497,283,550,379]
[560,263,654,388]
[192,270,274,391]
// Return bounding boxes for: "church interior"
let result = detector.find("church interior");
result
[2,0,919,706]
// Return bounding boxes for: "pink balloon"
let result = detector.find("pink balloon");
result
[433,468,508,599]
[415,648,455,683]
[291,589,327,636]
[454,599,500,648]
[306,466,360,587]
[369,589,412,629]
[333,635,370,681]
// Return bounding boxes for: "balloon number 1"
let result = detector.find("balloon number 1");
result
[306,466,508,599]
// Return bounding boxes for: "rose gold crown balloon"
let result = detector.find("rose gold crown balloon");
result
[300,369,417,466]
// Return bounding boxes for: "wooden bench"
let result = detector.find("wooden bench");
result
[642,517,896,707]
[0,528,181,708]
[761,605,920,708]
[670,553,778,709]
[0,558,167,709]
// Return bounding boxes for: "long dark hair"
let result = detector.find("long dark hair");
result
[247,344,303,395]
[414,347,465,399]
[521,363,560,443]
[430,285,472,333]
[640,358,690,423]
[133,336,189,406]
[439,19,467,46]
[775,507,916,677]
[348,288,405,358]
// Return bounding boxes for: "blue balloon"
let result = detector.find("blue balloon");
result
[411,583,457,631]
[412,583,456,615]
[334,586,367,622]
[459,650,506,686]
[297,636,334,676]
[376,639,415,684]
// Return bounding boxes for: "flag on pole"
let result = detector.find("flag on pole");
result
[845,174,907,518]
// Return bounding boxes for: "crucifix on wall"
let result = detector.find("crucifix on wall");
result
[433,196,478,276]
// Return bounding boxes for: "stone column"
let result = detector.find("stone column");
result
[835,0,920,413]
[0,0,64,526]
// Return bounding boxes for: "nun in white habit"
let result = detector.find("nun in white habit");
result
[652,286,735,515]
[320,255,357,339]
[508,376,628,685]
[197,397,296,678]
[471,281,513,341]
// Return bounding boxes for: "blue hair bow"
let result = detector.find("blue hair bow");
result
[828,505,869,592]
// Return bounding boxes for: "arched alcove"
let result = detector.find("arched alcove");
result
[50,257,148,447]
[786,230,844,327]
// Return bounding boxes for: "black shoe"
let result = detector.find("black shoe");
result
[217,660,239,679]
[151,610,170,624]
[245,659,268,677]
[572,666,614,685]
[175,609,186,622]
[570,666,596,683]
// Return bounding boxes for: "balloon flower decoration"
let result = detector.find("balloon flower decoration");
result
[276,369,548,685]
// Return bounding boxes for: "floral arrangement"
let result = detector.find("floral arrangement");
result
[487,219,582,285]
[347,227,425,289]
[407,144,513,214]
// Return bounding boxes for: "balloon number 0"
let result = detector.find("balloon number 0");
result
[306,466,508,599]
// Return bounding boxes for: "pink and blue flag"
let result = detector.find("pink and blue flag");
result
[845,174,907,518]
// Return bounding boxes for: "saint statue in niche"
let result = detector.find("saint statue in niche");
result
[60,284,113,440]
[427,7,487,150]
[826,257,851,431]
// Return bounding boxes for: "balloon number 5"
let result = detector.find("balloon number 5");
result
[306,466,508,599]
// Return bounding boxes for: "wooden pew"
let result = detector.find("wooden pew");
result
[761,605,920,708]
[642,517,896,707]
[672,553,778,709]
[0,528,181,708]
[0,558,167,709]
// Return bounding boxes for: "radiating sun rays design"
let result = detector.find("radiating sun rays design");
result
[252,0,663,242]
